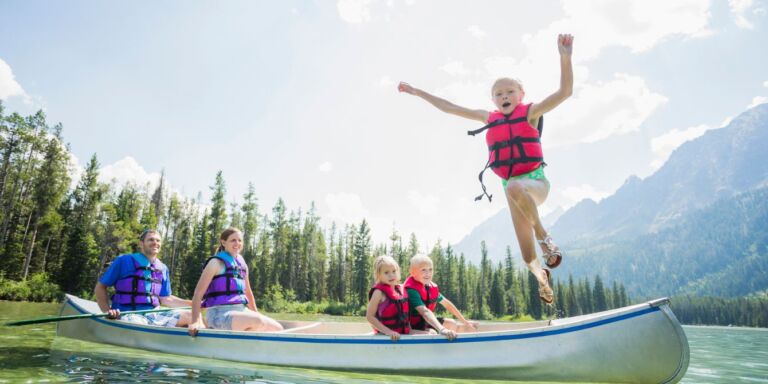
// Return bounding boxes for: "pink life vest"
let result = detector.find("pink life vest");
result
[467,102,544,202]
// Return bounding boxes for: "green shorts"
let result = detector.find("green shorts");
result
[501,166,547,188]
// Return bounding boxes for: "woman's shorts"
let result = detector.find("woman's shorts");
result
[502,166,548,188]
[205,304,248,330]
[121,310,182,327]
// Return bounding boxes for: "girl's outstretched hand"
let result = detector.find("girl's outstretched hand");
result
[558,33,574,56]
[388,331,401,342]
[398,81,416,95]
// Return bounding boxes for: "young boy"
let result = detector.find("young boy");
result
[404,254,478,340]
[398,34,574,305]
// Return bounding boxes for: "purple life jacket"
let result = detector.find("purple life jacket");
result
[111,254,163,310]
[201,251,248,308]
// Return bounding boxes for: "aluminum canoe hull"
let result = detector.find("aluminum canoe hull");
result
[56,294,689,382]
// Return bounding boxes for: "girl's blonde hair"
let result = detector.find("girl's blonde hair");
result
[372,255,400,282]
[491,77,525,94]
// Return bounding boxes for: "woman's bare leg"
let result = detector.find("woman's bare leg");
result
[230,310,284,332]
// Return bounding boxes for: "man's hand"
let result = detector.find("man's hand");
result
[105,309,120,319]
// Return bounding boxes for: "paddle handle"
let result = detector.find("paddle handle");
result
[5,306,191,326]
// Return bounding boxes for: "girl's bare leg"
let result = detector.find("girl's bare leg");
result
[505,179,550,240]
[505,179,550,286]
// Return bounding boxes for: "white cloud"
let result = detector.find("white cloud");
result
[747,96,768,109]
[67,153,84,190]
[318,161,333,173]
[324,192,370,224]
[407,190,440,215]
[546,73,668,146]
[560,183,612,207]
[467,25,487,39]
[378,76,395,87]
[650,124,714,169]
[439,61,469,76]
[99,156,162,190]
[526,0,713,62]
[0,59,30,103]
[729,0,756,29]
[336,0,373,23]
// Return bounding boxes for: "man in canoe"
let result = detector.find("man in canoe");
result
[94,229,192,327]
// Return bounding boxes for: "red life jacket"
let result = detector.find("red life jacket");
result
[368,283,410,334]
[403,276,440,330]
[467,102,544,202]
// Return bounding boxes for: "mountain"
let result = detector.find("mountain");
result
[551,103,768,244]
[452,207,563,262]
[557,186,768,298]
[451,103,768,297]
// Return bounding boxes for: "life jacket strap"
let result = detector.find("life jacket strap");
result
[467,116,527,136]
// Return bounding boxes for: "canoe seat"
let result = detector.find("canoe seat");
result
[276,322,322,334]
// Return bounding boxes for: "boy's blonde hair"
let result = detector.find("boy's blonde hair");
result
[409,254,433,270]
[373,255,400,281]
[491,77,525,94]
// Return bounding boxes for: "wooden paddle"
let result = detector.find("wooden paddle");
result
[5,306,191,326]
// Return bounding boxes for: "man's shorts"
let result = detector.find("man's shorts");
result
[121,310,183,327]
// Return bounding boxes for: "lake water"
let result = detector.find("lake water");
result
[1,301,766,383]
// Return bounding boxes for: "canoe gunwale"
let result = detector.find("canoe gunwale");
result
[60,294,676,345]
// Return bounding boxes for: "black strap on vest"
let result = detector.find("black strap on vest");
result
[468,114,544,202]
[202,256,245,300]
[119,264,161,310]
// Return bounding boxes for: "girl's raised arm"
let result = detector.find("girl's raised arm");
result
[529,34,574,121]
[399,82,489,123]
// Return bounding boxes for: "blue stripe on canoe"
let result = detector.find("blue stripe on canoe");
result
[66,299,660,345]
[67,301,660,344]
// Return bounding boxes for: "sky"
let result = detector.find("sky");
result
[1,0,767,248]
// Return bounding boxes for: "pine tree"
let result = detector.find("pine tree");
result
[58,154,104,294]
[489,263,506,317]
[527,270,543,319]
[593,274,607,312]
[352,220,372,307]
[208,171,227,251]
[21,125,70,279]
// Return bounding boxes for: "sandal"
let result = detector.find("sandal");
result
[538,235,562,269]
[539,268,554,305]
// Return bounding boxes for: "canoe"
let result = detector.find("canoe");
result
[57,294,689,383]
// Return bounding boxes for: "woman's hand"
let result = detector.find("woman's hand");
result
[188,319,206,337]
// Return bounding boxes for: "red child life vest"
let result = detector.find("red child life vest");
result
[467,102,544,202]
[368,283,410,334]
[403,276,440,330]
